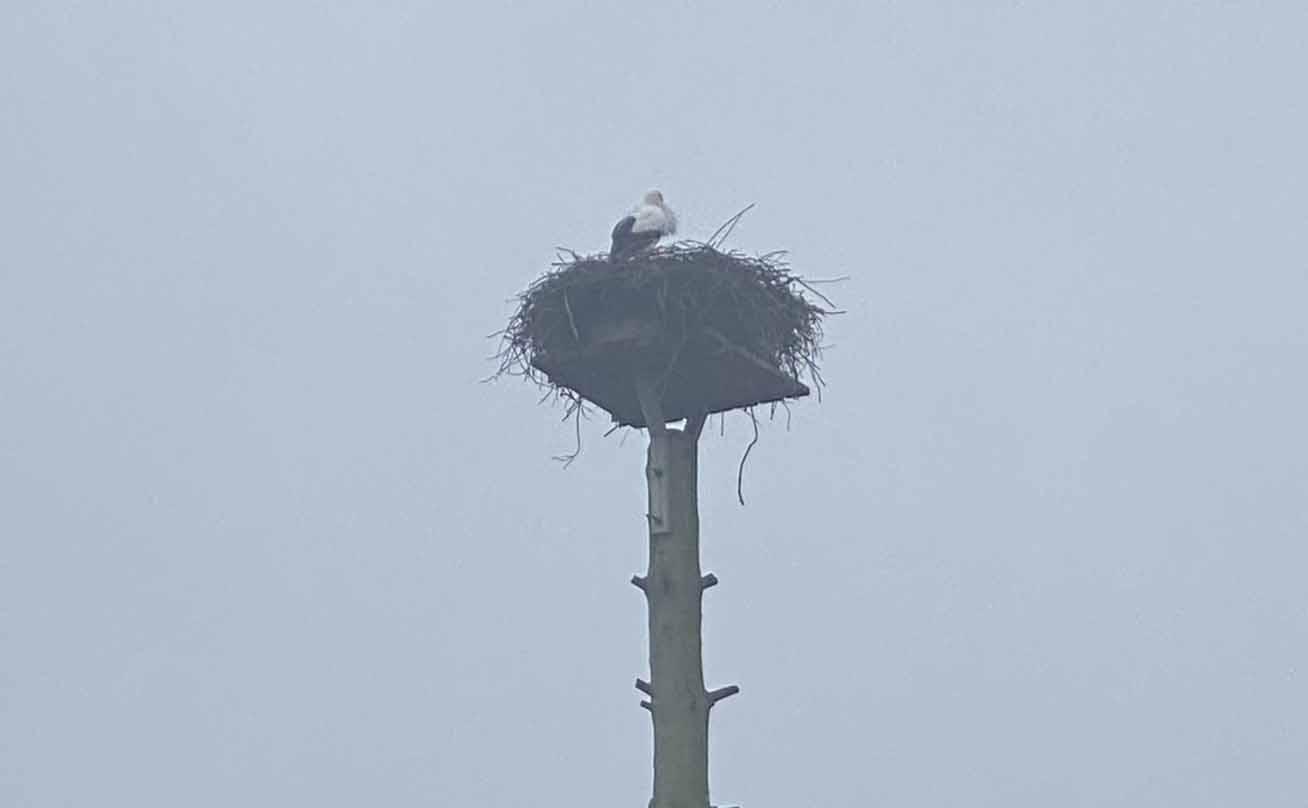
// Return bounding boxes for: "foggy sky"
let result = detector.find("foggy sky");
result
[2,2,1306,806]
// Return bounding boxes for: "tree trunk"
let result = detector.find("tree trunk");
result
[641,428,709,808]
[631,379,734,808]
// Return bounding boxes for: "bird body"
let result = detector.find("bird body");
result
[610,190,677,260]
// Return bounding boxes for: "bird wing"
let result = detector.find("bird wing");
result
[611,215,637,242]
[610,213,663,260]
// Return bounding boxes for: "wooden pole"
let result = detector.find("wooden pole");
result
[633,381,734,808]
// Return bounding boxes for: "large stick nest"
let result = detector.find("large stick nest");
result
[497,240,834,408]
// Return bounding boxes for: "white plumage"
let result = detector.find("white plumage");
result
[610,190,677,260]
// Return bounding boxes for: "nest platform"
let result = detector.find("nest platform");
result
[499,244,827,429]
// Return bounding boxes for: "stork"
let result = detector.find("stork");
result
[610,190,677,261]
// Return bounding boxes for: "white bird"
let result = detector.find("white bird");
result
[610,190,678,261]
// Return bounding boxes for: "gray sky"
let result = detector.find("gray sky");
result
[3,2,1306,806]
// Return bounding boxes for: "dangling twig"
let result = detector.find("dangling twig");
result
[552,400,584,467]
[736,408,759,506]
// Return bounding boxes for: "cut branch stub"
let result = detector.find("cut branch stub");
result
[707,685,740,707]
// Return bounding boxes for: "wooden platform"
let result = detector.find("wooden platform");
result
[531,318,809,428]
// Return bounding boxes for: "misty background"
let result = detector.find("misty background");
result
[3,3,1305,806]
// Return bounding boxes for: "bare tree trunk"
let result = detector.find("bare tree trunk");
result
[644,428,707,808]
[632,382,733,808]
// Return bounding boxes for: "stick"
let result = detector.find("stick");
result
[737,408,759,506]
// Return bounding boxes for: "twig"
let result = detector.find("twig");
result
[707,204,756,249]
[802,275,850,284]
[793,277,839,310]
[562,291,579,342]
[552,401,583,467]
[736,408,759,506]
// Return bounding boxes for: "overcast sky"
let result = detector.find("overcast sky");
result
[3,2,1306,806]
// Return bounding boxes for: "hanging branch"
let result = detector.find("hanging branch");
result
[551,400,584,467]
[736,408,759,506]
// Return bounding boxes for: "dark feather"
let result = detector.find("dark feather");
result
[610,216,659,261]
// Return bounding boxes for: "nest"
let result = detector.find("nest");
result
[496,241,833,426]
